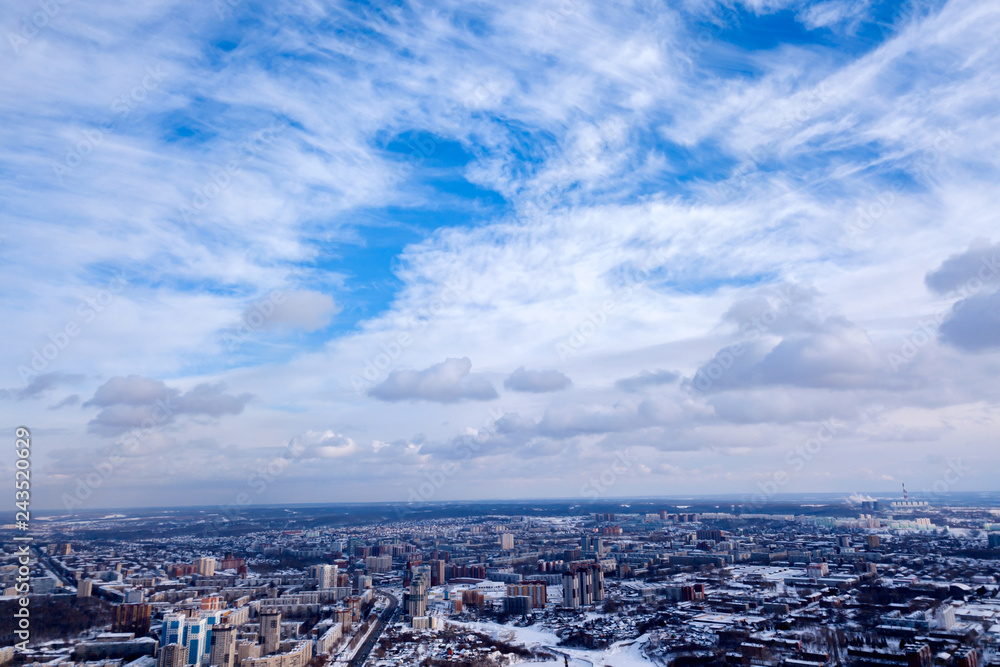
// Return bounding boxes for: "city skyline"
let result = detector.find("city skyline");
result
[3,0,1000,510]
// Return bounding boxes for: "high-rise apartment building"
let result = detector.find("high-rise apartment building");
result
[309,564,337,588]
[562,571,580,608]
[430,559,446,586]
[194,557,216,577]
[113,603,152,635]
[158,644,188,667]
[579,568,593,606]
[904,643,932,667]
[503,596,531,616]
[199,610,222,664]
[209,624,237,667]
[410,565,430,590]
[507,581,547,609]
[364,555,392,574]
[562,567,602,608]
[954,647,978,667]
[184,617,207,666]
[406,578,428,618]
[161,614,186,647]
[591,567,605,602]
[353,572,373,593]
[260,611,281,655]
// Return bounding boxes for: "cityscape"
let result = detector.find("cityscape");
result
[3,495,1000,666]
[3,0,1000,665]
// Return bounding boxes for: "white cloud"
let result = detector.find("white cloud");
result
[290,430,358,459]
[240,290,340,333]
[504,367,572,393]
[84,375,253,436]
[369,357,498,403]
[615,369,679,393]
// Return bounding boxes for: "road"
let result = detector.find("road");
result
[348,591,399,667]
[33,547,78,588]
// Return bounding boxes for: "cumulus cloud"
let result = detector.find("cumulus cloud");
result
[85,375,173,407]
[938,290,1000,351]
[289,430,358,459]
[494,412,537,434]
[924,240,1000,351]
[368,357,498,403]
[752,318,884,388]
[242,289,340,333]
[690,308,886,393]
[503,367,572,393]
[172,382,257,416]
[615,369,679,392]
[85,376,253,436]
[925,239,1000,295]
[721,284,821,333]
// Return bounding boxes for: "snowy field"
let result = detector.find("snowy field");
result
[445,619,657,666]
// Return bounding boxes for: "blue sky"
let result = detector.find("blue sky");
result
[1,0,999,510]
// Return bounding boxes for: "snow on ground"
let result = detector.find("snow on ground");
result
[445,619,561,646]
[553,636,656,667]
[445,619,656,666]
